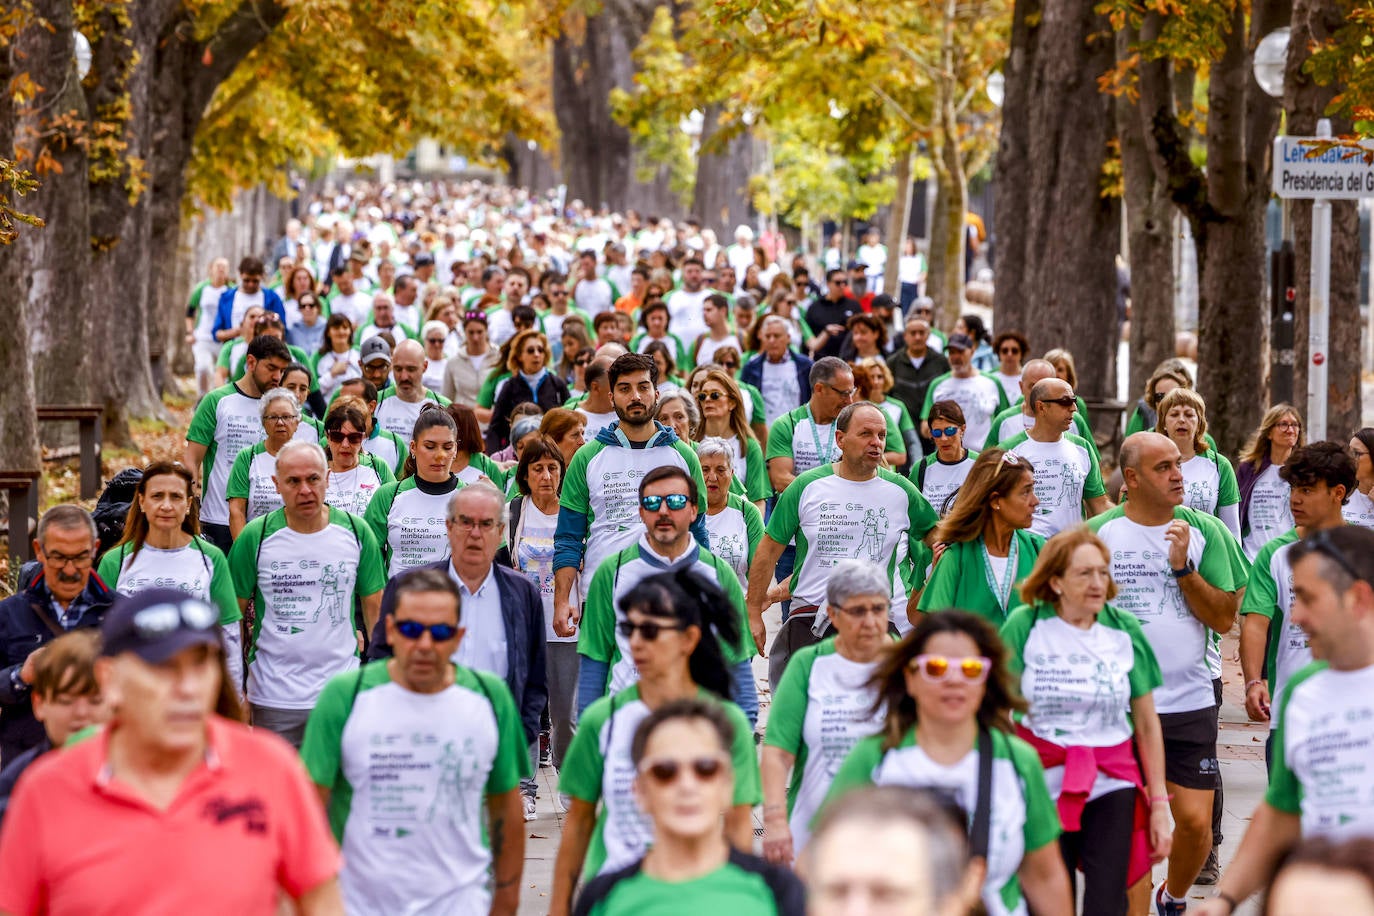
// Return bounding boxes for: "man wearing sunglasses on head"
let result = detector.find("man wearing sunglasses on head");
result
[576,467,758,725]
[302,569,530,916]
[997,378,1110,538]
[989,359,1097,456]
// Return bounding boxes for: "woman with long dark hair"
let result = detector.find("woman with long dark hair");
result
[1346,428,1374,529]
[550,571,761,916]
[364,404,462,579]
[314,314,362,398]
[486,328,570,452]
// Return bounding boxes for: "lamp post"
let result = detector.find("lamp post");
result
[1254,28,1299,414]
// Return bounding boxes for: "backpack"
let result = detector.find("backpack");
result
[93,467,144,559]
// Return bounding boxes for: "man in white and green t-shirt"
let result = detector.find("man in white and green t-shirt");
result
[920,333,1008,451]
[1088,432,1248,911]
[373,339,451,441]
[997,378,1109,538]
[988,359,1097,452]
[749,402,938,650]
[1238,443,1355,753]
[301,568,530,916]
[1199,526,1374,916]
[185,334,292,554]
[228,443,386,748]
[552,353,707,641]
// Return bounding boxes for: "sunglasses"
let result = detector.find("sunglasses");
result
[639,755,727,785]
[696,391,727,403]
[998,346,1021,355]
[931,426,959,438]
[1304,528,1363,582]
[1043,397,1077,408]
[617,619,685,641]
[908,654,992,684]
[394,619,459,641]
[131,599,218,637]
[641,493,690,512]
[327,430,365,445]
[426,337,446,344]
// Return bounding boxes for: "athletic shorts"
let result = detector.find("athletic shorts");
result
[193,340,220,374]
[1159,705,1221,790]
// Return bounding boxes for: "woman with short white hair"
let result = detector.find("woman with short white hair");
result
[226,388,300,539]
[696,437,763,590]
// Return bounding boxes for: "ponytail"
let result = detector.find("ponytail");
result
[618,569,739,700]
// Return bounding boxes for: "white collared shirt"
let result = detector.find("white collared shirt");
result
[447,564,509,678]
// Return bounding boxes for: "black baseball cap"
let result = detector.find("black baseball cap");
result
[100,589,222,664]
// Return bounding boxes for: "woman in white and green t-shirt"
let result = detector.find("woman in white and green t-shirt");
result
[762,559,890,865]
[823,611,1071,916]
[364,405,463,579]
[1000,528,1172,916]
[226,388,302,539]
[322,397,395,516]
[551,571,761,916]
[913,399,978,516]
[697,438,764,591]
[1155,388,1241,540]
[1345,428,1374,529]
[97,461,244,690]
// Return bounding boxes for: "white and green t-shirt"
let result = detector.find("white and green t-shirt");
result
[187,384,265,525]
[225,442,285,523]
[1268,661,1374,839]
[364,475,462,579]
[1239,530,1308,730]
[704,494,765,589]
[1089,505,1249,714]
[912,451,979,517]
[514,500,575,644]
[825,729,1061,916]
[559,687,761,878]
[717,434,770,503]
[766,405,902,487]
[1344,488,1374,530]
[1181,451,1242,540]
[765,466,938,615]
[373,389,451,442]
[990,403,1098,462]
[579,537,756,696]
[97,537,240,625]
[363,427,409,476]
[999,432,1106,538]
[1243,463,1294,561]
[921,372,1009,451]
[324,454,395,517]
[1001,603,1162,800]
[229,507,386,710]
[190,282,229,345]
[558,431,705,601]
[764,641,885,854]
[300,662,530,916]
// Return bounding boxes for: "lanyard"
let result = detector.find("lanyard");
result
[981,536,1019,616]
[806,407,835,467]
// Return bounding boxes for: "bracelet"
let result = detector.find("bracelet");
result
[1216,890,1239,913]
[1244,679,1264,692]
[1149,794,1173,803]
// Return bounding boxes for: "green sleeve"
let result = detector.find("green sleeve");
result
[577,560,618,663]
[895,399,916,435]
[743,499,764,567]
[476,670,535,793]
[205,542,243,624]
[898,475,938,540]
[559,697,610,802]
[743,383,765,422]
[363,483,397,557]
[228,518,265,600]
[477,372,504,409]
[470,452,507,489]
[819,736,885,818]
[1264,663,1325,813]
[1082,440,1106,499]
[764,480,802,546]
[1239,544,1279,619]
[1195,512,1249,592]
[763,647,815,754]
[1124,408,1146,437]
[349,512,388,596]
[225,447,253,500]
[187,393,219,447]
[1010,735,1062,851]
[725,700,763,805]
[915,546,961,612]
[996,382,1011,414]
[388,433,410,475]
[371,455,397,485]
[217,345,234,369]
[301,667,354,793]
[1216,453,1240,507]
[997,605,1036,678]
[187,279,208,314]
[744,437,770,502]
[96,546,125,592]
[728,475,746,499]
[765,412,797,462]
[561,447,592,516]
[883,410,904,462]
[678,442,709,516]
[714,555,757,658]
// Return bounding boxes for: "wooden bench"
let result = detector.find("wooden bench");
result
[0,470,41,567]
[36,405,104,499]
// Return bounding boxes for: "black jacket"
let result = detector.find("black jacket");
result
[365,560,547,744]
[0,572,114,764]
[486,372,572,453]
[889,349,951,426]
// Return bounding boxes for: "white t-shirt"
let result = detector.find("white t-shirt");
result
[918,454,977,517]
[1244,463,1294,560]
[927,374,1004,450]
[194,284,229,343]
[227,289,265,329]
[577,408,618,441]
[665,287,711,344]
[705,503,751,588]
[315,350,362,397]
[760,359,802,425]
[187,386,265,526]
[1003,434,1102,538]
[694,333,741,369]
[325,464,387,517]
[1344,489,1374,530]
[515,501,576,643]
[330,291,371,328]
[374,394,429,442]
[993,371,1021,404]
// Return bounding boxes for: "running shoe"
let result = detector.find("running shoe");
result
[523,795,537,822]
[1155,884,1187,915]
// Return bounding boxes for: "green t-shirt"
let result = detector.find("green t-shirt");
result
[578,856,792,916]
[97,537,240,625]
[301,660,531,914]
[996,431,1106,539]
[916,530,1044,625]
[186,383,265,526]
[225,441,285,523]
[766,405,902,489]
[1238,529,1308,727]
[559,686,761,879]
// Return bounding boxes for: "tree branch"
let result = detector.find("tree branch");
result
[189,0,289,115]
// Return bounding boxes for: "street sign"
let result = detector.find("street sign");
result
[1273,135,1374,199]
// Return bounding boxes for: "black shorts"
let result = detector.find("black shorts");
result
[1159,705,1221,790]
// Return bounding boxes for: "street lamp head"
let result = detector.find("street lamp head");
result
[1253,27,1289,99]
[73,31,92,80]
[986,71,1005,108]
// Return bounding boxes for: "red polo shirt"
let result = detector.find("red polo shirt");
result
[0,716,339,915]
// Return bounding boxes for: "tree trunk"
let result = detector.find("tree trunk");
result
[1287,0,1362,440]
[1118,19,1175,402]
[884,147,913,298]
[17,0,93,433]
[927,167,966,330]
[0,31,41,473]
[996,0,1120,398]
[691,105,755,239]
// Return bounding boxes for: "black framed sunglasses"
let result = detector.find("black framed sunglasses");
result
[1043,397,1077,408]
[639,755,727,784]
[394,620,459,641]
[617,619,685,641]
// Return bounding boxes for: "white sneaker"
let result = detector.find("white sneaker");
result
[556,793,571,814]
[523,795,538,822]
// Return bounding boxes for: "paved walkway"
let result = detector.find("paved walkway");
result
[518,614,1271,915]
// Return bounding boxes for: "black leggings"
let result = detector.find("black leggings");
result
[1059,787,1136,916]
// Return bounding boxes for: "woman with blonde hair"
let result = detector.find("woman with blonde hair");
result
[486,328,569,452]
[1154,387,1240,539]
[1125,360,1194,438]
[692,368,768,505]
[1237,403,1304,560]
[854,356,920,473]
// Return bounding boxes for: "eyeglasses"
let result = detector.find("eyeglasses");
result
[327,430,365,445]
[263,414,297,424]
[641,493,690,512]
[130,599,218,637]
[696,391,727,403]
[1275,420,1302,430]
[907,654,992,684]
[930,426,959,438]
[1043,397,1077,408]
[300,301,321,309]
[426,337,446,344]
[836,600,889,618]
[827,384,858,398]
[551,290,569,297]
[575,357,592,366]
[639,755,727,785]
[617,619,686,641]
[394,620,459,641]
[44,550,92,569]
[998,346,1021,355]
[450,515,500,532]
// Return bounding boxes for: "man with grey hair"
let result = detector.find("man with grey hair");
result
[228,440,386,747]
[741,315,813,426]
[367,482,547,821]
[0,505,113,763]
[355,290,410,345]
[998,376,1110,537]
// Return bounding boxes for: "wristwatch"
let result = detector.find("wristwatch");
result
[1169,559,1196,579]
[9,667,28,693]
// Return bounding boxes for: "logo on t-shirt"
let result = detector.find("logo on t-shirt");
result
[202,795,268,834]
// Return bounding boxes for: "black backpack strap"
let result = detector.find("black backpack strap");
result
[969,726,994,862]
